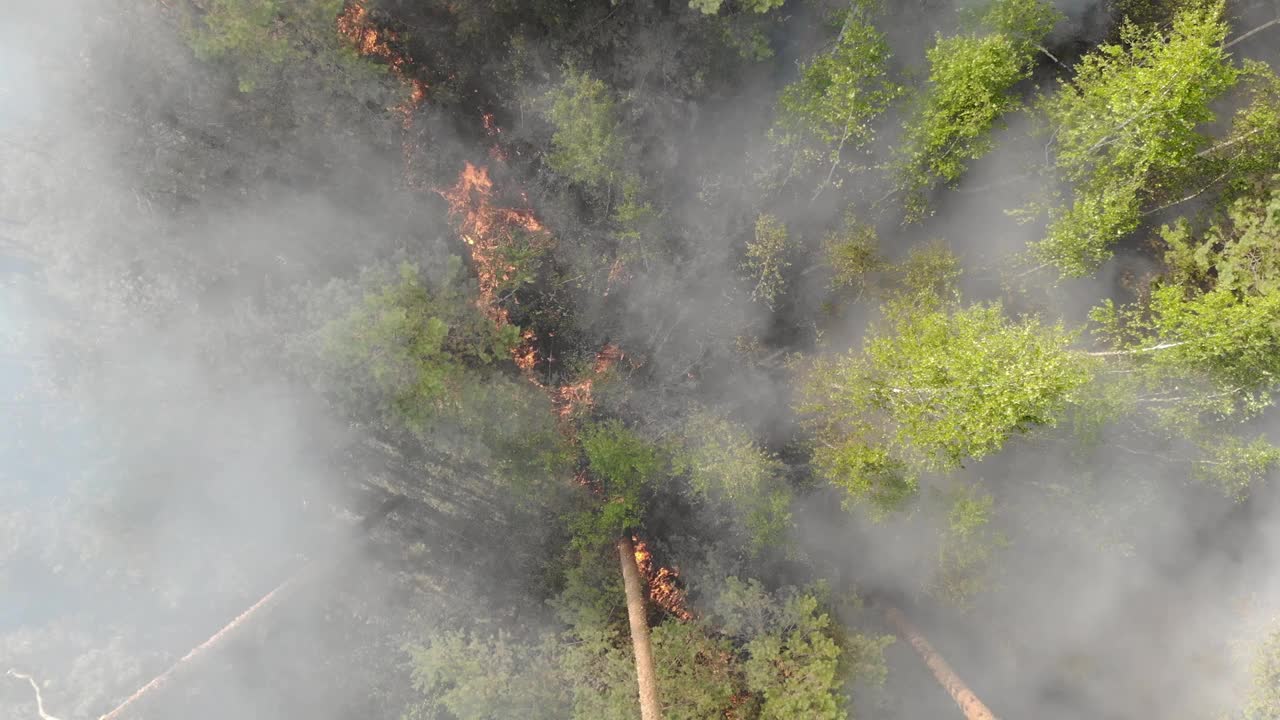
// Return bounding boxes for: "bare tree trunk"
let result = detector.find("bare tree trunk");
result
[96,497,404,720]
[618,536,662,720]
[884,606,999,720]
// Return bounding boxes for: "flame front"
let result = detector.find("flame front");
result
[632,536,692,621]
[337,0,428,190]
[554,344,623,419]
[438,162,547,328]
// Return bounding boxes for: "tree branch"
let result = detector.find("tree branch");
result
[1036,44,1066,69]
[1195,126,1266,158]
[1086,341,1185,357]
[1224,17,1279,50]
[6,670,64,720]
[1141,170,1230,217]
[884,607,1000,720]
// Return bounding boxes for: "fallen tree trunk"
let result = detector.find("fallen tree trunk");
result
[97,496,405,720]
[884,606,999,720]
[618,535,662,720]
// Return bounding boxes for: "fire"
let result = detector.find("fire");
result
[554,344,623,419]
[604,258,630,296]
[337,1,410,73]
[351,39,688,633]
[514,329,539,371]
[438,162,548,327]
[337,0,428,183]
[632,536,692,621]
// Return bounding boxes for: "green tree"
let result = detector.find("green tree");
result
[930,483,1008,608]
[897,0,1061,219]
[298,260,571,494]
[689,0,784,14]
[691,0,778,14]
[404,631,571,720]
[741,213,795,310]
[1244,623,1280,719]
[545,69,626,189]
[570,420,662,548]
[185,0,389,94]
[307,260,520,434]
[674,410,793,554]
[1088,177,1280,494]
[823,212,885,298]
[799,264,1092,510]
[561,622,740,720]
[1033,1,1238,275]
[708,578,893,719]
[773,5,901,195]
[404,577,891,720]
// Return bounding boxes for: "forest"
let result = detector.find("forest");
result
[3,0,1280,718]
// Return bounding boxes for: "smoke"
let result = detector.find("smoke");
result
[3,1,1279,719]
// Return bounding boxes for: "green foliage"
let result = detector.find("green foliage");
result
[545,69,625,188]
[1033,1,1237,275]
[301,261,571,493]
[968,0,1062,44]
[742,213,794,309]
[1192,434,1280,498]
[405,579,884,720]
[185,0,388,95]
[1162,181,1280,296]
[898,0,1059,218]
[555,626,641,720]
[404,631,571,720]
[572,421,662,547]
[1108,0,1193,27]
[773,8,901,185]
[801,279,1092,510]
[689,0,785,14]
[716,17,776,61]
[708,577,893,719]
[741,598,843,719]
[551,545,628,633]
[1085,180,1280,495]
[612,177,659,248]
[1244,624,1280,720]
[489,229,548,298]
[895,240,963,300]
[674,410,793,553]
[312,260,520,435]
[1119,180,1280,400]
[1213,63,1280,197]
[583,420,662,493]
[563,622,741,720]
[1146,284,1280,398]
[823,212,885,296]
[931,484,1008,608]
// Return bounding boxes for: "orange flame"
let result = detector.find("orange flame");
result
[337,0,428,190]
[632,536,692,621]
[438,163,548,329]
[337,1,412,74]
[604,257,631,296]
[553,344,623,419]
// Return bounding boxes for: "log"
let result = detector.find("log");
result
[618,535,662,720]
[884,606,999,720]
